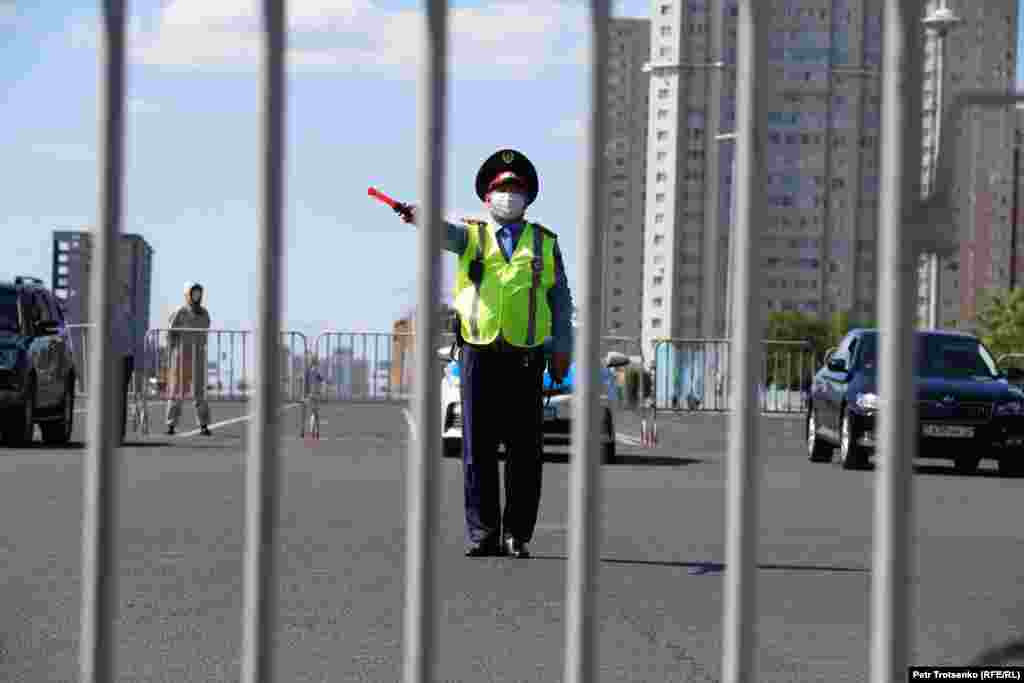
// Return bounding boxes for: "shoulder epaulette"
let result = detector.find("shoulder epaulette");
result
[461,218,487,227]
[531,222,558,240]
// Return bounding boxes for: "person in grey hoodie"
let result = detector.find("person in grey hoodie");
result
[165,281,212,436]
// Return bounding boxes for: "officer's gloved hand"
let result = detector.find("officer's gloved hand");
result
[400,204,417,225]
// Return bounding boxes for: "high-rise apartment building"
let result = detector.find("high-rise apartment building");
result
[51,230,154,360]
[917,0,1018,330]
[641,0,1016,358]
[601,18,650,338]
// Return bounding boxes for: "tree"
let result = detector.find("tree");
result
[974,288,1024,361]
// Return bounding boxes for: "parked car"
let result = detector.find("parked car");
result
[806,328,1024,475]
[0,276,77,446]
[439,346,631,464]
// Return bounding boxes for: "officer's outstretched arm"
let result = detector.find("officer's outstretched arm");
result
[399,204,468,256]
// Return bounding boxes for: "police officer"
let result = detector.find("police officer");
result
[401,149,574,558]
[165,281,212,436]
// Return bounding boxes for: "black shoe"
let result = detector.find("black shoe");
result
[166,425,175,436]
[504,536,530,559]
[465,539,504,557]
[199,425,212,436]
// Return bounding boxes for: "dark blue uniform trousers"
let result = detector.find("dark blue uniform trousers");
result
[459,343,545,546]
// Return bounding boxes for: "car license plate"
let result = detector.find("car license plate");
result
[544,406,558,420]
[922,424,974,438]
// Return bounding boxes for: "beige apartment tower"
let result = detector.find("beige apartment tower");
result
[601,18,651,339]
[641,0,1017,357]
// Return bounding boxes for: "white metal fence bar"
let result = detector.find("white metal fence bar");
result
[722,1,767,680]
[79,0,125,681]
[240,0,286,681]
[871,1,923,681]
[402,0,446,681]
[564,1,608,681]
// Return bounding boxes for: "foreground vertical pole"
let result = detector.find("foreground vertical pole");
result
[79,2,126,681]
[564,2,608,682]
[871,1,923,681]
[721,1,768,680]
[240,1,286,681]
[402,1,446,682]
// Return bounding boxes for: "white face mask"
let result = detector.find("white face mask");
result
[488,191,527,221]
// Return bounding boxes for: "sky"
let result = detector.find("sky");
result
[0,0,1022,340]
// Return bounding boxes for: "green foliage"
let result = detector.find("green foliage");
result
[974,288,1024,361]
[762,309,876,388]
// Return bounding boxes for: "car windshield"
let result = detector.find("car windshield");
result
[0,289,19,332]
[857,334,999,380]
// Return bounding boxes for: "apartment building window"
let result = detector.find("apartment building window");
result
[657,109,670,120]
[613,288,623,296]
[616,157,626,167]
[613,256,625,265]
[612,240,625,248]
[653,235,664,246]
[655,213,665,223]
[657,130,669,141]
[653,254,665,265]
[612,189,626,198]
[653,276,664,286]
[659,47,673,58]
[655,193,666,203]
[659,4,671,14]
[656,151,668,162]
[657,88,671,100]
[656,172,668,182]
[614,225,624,232]
[653,297,664,307]
[660,26,672,37]
[651,318,663,329]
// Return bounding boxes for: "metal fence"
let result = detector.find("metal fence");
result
[650,338,816,414]
[311,331,456,403]
[76,0,979,681]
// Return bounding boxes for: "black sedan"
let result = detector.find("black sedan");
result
[806,329,1024,475]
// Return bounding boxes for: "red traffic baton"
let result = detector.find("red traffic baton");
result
[368,187,412,219]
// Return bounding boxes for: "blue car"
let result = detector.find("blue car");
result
[438,347,631,463]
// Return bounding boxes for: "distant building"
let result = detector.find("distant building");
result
[51,230,154,361]
[390,305,457,393]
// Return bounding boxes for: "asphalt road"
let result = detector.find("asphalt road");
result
[1,400,1023,681]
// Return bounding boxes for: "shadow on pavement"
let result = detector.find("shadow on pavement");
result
[854,462,1019,479]
[530,555,869,575]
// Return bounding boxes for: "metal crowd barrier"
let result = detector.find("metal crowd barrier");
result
[312,330,456,403]
[66,322,95,397]
[650,338,815,414]
[75,1,945,682]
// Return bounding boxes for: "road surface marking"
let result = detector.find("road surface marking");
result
[177,403,302,437]
[403,408,416,441]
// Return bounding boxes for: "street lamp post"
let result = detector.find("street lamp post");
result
[922,0,962,329]
[716,132,738,339]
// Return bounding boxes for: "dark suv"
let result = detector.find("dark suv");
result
[0,277,76,446]
[807,329,1024,476]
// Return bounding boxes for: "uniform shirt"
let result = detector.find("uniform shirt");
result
[443,220,574,355]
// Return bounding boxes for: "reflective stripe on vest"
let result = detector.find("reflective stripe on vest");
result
[453,221,556,348]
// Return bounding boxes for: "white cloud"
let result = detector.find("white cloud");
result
[32,143,96,163]
[552,118,585,139]
[129,98,161,114]
[123,0,587,77]
[0,3,16,26]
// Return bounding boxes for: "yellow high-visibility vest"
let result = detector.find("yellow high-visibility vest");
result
[453,220,557,348]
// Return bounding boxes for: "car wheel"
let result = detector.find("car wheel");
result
[3,378,35,447]
[443,438,462,459]
[954,454,981,475]
[839,410,867,470]
[998,457,1024,477]
[602,408,616,464]
[41,382,74,446]
[807,407,834,463]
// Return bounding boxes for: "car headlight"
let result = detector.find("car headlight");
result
[0,349,17,370]
[855,392,879,411]
[995,401,1024,416]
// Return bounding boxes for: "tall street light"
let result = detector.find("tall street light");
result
[922,0,962,329]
